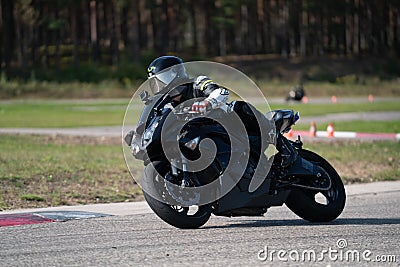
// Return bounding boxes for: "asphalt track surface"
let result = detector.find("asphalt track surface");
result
[0,181,399,266]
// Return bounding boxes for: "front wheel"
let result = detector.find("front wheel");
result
[285,149,346,222]
[142,161,212,229]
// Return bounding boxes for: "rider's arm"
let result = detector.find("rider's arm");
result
[192,76,229,112]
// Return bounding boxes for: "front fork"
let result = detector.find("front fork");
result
[181,155,191,187]
[171,155,191,187]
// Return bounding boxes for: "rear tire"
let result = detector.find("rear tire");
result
[285,149,346,222]
[142,161,212,229]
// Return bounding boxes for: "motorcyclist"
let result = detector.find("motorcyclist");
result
[146,56,296,167]
[147,56,229,113]
[286,83,305,102]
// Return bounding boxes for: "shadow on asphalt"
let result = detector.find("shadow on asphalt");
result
[203,217,400,229]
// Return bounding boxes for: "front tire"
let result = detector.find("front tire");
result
[285,149,346,222]
[142,161,212,229]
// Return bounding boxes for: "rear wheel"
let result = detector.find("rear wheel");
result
[142,161,212,229]
[285,149,346,222]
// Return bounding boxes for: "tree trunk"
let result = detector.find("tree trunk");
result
[280,1,290,58]
[1,0,15,70]
[138,0,148,50]
[290,0,300,56]
[247,1,257,55]
[15,13,23,69]
[393,8,400,56]
[353,0,360,56]
[0,11,2,70]
[110,1,119,65]
[189,2,198,52]
[121,4,128,47]
[263,0,271,53]
[219,27,226,56]
[71,4,80,66]
[128,0,140,63]
[345,0,353,55]
[382,0,389,55]
[54,4,61,70]
[204,0,213,55]
[42,2,49,69]
[257,0,265,53]
[241,4,249,54]
[161,0,169,51]
[30,0,39,67]
[14,4,29,71]
[300,0,307,57]
[90,0,100,62]
[150,1,162,53]
[140,0,153,50]
[79,0,90,55]
[318,3,324,55]
[167,0,178,52]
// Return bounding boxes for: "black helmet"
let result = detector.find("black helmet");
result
[147,56,187,94]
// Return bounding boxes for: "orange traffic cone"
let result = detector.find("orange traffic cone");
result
[302,96,309,104]
[368,94,374,103]
[309,121,317,137]
[331,95,337,103]
[327,123,334,137]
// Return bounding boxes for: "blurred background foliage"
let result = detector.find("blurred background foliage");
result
[0,0,399,97]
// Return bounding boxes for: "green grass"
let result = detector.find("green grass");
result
[20,194,45,202]
[0,134,142,210]
[269,101,400,117]
[294,120,400,133]
[0,100,132,128]
[1,99,399,129]
[303,140,400,183]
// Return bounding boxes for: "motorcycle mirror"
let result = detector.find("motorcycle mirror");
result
[139,90,150,102]
[124,130,135,145]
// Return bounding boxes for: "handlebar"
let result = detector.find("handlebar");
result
[174,111,201,116]
[172,105,199,115]
[164,104,229,122]
[173,109,202,121]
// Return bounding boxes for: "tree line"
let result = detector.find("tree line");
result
[1,0,399,72]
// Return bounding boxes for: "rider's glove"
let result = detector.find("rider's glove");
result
[193,75,229,113]
[192,100,211,114]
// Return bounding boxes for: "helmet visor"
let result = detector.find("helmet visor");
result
[148,68,178,94]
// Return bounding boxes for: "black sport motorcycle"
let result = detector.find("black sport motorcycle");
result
[124,88,346,229]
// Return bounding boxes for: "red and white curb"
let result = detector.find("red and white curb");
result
[0,211,111,227]
[287,130,400,140]
[0,202,152,227]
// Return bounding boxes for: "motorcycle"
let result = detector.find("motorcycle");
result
[286,84,305,102]
[124,86,346,229]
